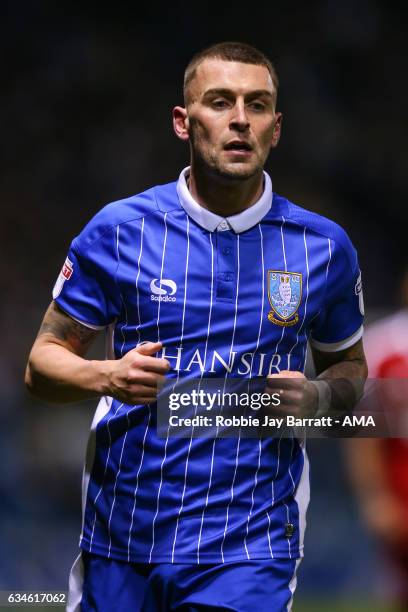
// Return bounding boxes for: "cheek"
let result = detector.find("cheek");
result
[190,119,222,148]
[258,124,277,148]
[192,109,227,135]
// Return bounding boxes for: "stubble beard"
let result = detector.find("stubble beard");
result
[189,125,264,182]
[194,145,263,182]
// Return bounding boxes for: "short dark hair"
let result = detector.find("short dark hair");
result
[184,41,279,105]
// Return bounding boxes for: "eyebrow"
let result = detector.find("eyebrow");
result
[202,88,274,99]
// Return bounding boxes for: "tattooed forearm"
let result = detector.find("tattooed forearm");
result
[313,340,368,380]
[25,301,103,401]
[37,302,98,352]
[311,339,368,424]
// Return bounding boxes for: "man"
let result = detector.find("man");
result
[26,42,367,611]
[345,266,408,609]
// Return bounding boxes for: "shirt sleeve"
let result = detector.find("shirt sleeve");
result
[52,226,121,329]
[309,236,364,352]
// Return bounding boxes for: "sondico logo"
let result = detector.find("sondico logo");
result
[150,278,177,302]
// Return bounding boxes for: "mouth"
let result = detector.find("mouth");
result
[224,140,253,153]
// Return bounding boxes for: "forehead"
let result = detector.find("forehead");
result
[191,58,274,97]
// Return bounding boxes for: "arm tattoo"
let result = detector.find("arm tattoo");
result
[311,339,368,426]
[313,340,367,380]
[38,302,97,350]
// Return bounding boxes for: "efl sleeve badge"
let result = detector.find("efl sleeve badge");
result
[52,257,74,299]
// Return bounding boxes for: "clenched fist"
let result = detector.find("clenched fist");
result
[265,370,318,419]
[104,342,170,405]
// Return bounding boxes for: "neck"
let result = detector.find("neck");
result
[187,162,264,217]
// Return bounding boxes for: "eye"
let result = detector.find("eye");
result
[248,102,266,111]
[212,99,229,109]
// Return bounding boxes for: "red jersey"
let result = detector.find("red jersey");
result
[364,310,408,511]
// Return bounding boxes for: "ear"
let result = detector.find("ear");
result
[271,112,282,148]
[173,106,190,142]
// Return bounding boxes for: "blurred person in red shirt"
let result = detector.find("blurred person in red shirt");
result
[346,268,408,610]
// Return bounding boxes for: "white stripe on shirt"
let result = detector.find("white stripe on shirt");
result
[89,402,124,552]
[220,235,241,563]
[273,218,287,360]
[243,225,266,558]
[288,227,310,368]
[150,213,188,563]
[135,217,145,345]
[173,231,214,564]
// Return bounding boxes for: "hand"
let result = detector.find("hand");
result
[265,370,318,419]
[105,342,170,404]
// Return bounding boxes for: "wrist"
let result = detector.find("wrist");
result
[309,380,332,418]
[90,359,114,396]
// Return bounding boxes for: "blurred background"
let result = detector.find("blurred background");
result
[1,1,407,610]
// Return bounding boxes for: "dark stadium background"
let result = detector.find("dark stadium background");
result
[1,2,406,610]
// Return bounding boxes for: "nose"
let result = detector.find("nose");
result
[230,100,249,132]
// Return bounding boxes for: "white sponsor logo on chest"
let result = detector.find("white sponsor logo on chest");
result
[150,278,177,302]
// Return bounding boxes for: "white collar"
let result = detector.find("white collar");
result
[176,166,272,233]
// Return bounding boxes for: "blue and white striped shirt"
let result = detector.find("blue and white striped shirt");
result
[53,168,363,563]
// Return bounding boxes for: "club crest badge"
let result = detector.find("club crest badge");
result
[267,270,302,326]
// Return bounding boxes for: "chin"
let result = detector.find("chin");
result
[216,163,261,181]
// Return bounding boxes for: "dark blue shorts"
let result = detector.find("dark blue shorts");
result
[67,552,301,612]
